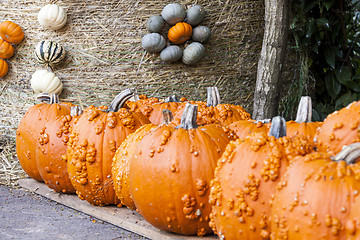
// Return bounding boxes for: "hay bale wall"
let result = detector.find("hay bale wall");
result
[0,0,264,184]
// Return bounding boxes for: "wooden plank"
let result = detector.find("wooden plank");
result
[18,178,218,240]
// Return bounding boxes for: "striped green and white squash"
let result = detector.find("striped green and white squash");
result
[35,40,66,66]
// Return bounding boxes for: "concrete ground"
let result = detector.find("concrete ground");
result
[0,185,148,240]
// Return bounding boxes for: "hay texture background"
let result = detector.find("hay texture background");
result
[0,0,264,185]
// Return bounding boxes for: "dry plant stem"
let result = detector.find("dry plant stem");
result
[269,116,286,138]
[179,103,198,130]
[207,86,221,107]
[295,96,312,123]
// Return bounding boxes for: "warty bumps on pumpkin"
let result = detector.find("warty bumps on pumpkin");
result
[16,94,73,182]
[128,104,237,236]
[66,89,150,206]
[209,117,314,240]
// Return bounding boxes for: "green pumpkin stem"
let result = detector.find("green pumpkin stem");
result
[162,109,173,125]
[178,103,198,129]
[37,93,59,104]
[164,95,179,103]
[333,142,360,164]
[295,96,312,123]
[207,87,221,107]
[269,116,286,138]
[70,106,83,117]
[108,89,134,112]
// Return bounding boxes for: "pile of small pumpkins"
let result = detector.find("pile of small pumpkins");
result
[16,88,360,239]
[142,3,210,65]
[0,20,24,78]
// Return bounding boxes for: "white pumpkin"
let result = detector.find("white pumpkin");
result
[30,69,63,95]
[182,42,206,65]
[160,45,183,62]
[38,4,67,30]
[141,33,166,53]
[192,26,211,42]
[186,5,205,26]
[161,3,186,25]
[146,15,165,33]
[35,40,66,66]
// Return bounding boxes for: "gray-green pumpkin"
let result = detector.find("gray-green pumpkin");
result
[161,3,186,25]
[186,5,205,26]
[192,26,211,42]
[160,45,183,62]
[141,33,166,53]
[182,42,206,65]
[146,15,165,33]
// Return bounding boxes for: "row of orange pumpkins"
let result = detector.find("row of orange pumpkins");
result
[16,88,360,239]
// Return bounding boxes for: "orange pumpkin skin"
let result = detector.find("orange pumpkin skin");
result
[129,123,237,236]
[16,101,73,182]
[209,132,313,239]
[286,121,322,147]
[36,113,80,194]
[0,59,8,77]
[112,124,157,210]
[229,120,269,139]
[270,152,360,239]
[67,105,150,206]
[125,96,161,116]
[314,101,360,155]
[168,22,192,44]
[174,101,251,126]
[0,39,14,59]
[0,21,24,44]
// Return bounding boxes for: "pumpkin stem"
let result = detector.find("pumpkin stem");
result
[207,87,221,107]
[333,142,360,164]
[254,119,272,124]
[108,89,134,112]
[70,106,83,117]
[164,95,179,102]
[37,93,59,104]
[269,116,286,138]
[162,109,173,125]
[295,96,312,123]
[178,103,198,129]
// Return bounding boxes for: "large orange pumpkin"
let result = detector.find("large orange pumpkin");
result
[16,94,73,182]
[36,106,82,193]
[0,20,24,44]
[66,89,150,206]
[112,110,174,210]
[128,104,237,236]
[270,143,360,239]
[314,100,360,155]
[229,119,270,139]
[0,39,14,59]
[209,117,313,239]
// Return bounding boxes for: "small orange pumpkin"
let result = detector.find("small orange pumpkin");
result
[0,21,24,44]
[168,22,192,44]
[0,59,8,77]
[0,39,14,59]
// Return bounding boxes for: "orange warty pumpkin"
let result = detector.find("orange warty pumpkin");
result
[112,123,157,210]
[173,87,251,126]
[209,117,313,239]
[0,20,24,44]
[66,89,150,206]
[314,100,360,155]
[271,143,360,239]
[168,22,192,44]
[229,119,270,139]
[286,96,322,146]
[0,59,8,77]
[129,104,237,236]
[36,106,82,194]
[16,94,73,182]
[0,39,14,59]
